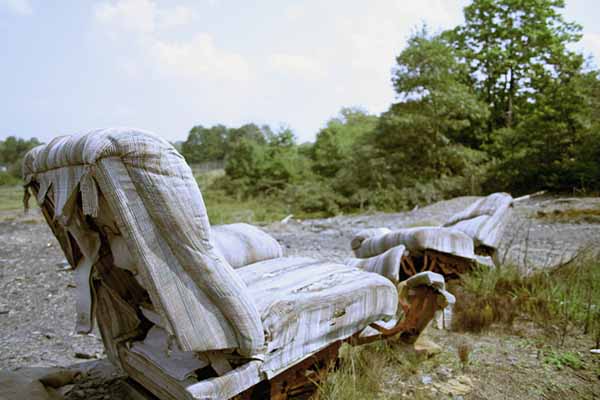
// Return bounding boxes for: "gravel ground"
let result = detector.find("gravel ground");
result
[1,195,599,399]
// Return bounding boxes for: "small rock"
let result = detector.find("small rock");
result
[74,352,97,360]
[414,335,442,355]
[420,375,433,385]
[57,384,75,396]
[433,375,473,396]
[436,366,452,381]
[56,260,71,271]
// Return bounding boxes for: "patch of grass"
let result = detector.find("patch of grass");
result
[404,219,441,228]
[193,170,287,224]
[0,185,25,211]
[544,351,583,370]
[452,266,520,333]
[452,259,600,347]
[203,188,290,225]
[535,208,600,224]
[315,341,426,400]
[196,170,332,224]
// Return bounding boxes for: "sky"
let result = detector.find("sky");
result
[1,0,599,143]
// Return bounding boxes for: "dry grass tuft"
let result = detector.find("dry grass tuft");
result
[535,207,600,224]
[457,341,471,371]
[451,259,600,347]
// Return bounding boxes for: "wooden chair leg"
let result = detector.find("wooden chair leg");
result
[369,286,439,340]
[266,341,341,400]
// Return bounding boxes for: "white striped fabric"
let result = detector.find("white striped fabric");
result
[444,192,513,249]
[186,360,263,400]
[350,227,392,251]
[354,227,475,260]
[212,223,283,268]
[23,128,264,356]
[237,256,397,378]
[346,245,406,283]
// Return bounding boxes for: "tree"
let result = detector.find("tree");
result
[224,126,311,197]
[312,107,378,178]
[453,0,582,137]
[486,69,600,193]
[225,123,268,154]
[374,27,488,187]
[181,125,228,164]
[0,136,41,177]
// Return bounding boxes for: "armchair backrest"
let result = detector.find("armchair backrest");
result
[23,128,264,356]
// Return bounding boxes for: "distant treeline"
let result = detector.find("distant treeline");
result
[0,136,40,185]
[179,0,600,215]
[2,0,599,218]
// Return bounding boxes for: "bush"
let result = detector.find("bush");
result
[452,259,600,346]
[0,171,21,186]
[280,181,346,217]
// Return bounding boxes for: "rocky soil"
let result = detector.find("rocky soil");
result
[1,195,599,399]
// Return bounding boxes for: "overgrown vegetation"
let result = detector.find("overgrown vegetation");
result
[0,185,25,211]
[174,0,600,217]
[452,258,600,348]
[316,341,430,400]
[2,2,599,219]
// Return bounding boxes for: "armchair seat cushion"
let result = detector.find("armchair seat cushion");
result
[237,257,397,377]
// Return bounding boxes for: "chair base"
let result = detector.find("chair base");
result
[119,286,443,400]
[401,250,475,281]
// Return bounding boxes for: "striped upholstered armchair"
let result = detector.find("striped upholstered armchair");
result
[23,128,452,399]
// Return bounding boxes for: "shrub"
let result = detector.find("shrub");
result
[452,259,600,346]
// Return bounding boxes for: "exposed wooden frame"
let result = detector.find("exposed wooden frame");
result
[400,250,474,281]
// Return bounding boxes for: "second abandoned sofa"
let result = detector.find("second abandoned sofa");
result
[23,128,453,399]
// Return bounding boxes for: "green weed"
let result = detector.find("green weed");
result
[452,259,600,347]
[543,351,583,370]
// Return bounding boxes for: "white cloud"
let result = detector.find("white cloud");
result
[94,0,247,83]
[284,4,305,20]
[158,5,194,29]
[151,33,250,81]
[94,0,156,34]
[1,0,32,15]
[93,0,194,35]
[268,53,326,79]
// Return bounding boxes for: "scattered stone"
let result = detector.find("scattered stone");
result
[414,334,442,356]
[280,214,294,224]
[74,352,97,360]
[56,260,71,271]
[57,384,75,396]
[434,375,473,396]
[420,375,433,385]
[436,366,452,381]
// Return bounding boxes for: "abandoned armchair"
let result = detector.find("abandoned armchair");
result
[346,192,514,284]
[22,128,453,400]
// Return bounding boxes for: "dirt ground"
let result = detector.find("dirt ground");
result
[1,195,599,399]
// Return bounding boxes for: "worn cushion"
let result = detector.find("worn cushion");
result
[346,245,406,283]
[237,256,397,377]
[444,192,513,249]
[212,223,283,268]
[353,227,475,260]
[23,128,264,356]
